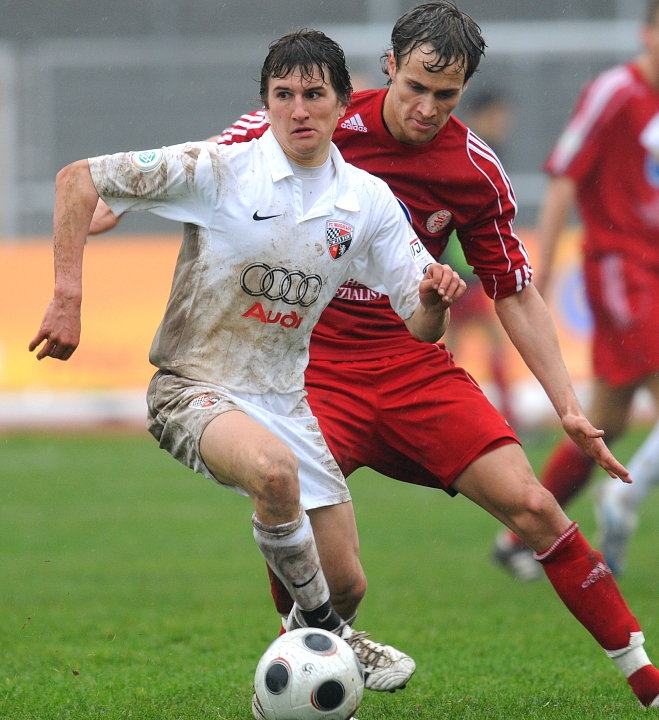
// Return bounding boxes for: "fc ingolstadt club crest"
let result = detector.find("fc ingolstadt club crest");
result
[326,220,353,259]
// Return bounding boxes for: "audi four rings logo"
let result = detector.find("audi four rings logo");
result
[239,263,323,307]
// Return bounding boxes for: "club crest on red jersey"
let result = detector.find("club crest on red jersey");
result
[326,221,353,259]
[426,209,452,234]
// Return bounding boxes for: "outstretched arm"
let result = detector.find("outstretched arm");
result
[29,159,99,361]
[495,283,631,482]
[404,262,466,343]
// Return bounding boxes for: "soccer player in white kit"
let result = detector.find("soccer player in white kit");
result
[29,29,465,697]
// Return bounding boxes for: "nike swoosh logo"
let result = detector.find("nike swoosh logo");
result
[253,210,282,221]
[291,569,319,588]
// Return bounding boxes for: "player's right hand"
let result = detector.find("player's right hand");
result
[28,297,81,361]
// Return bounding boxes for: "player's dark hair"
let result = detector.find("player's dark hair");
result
[260,29,352,106]
[647,0,659,25]
[383,1,486,83]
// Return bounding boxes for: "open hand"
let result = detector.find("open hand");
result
[561,413,631,483]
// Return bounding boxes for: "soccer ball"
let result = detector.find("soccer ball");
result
[252,627,364,720]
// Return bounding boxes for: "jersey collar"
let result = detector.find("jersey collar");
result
[259,128,360,214]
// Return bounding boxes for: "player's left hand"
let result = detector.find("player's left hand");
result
[561,414,632,483]
[419,262,466,308]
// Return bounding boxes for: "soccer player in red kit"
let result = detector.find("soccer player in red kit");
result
[495,0,659,580]
[91,1,659,707]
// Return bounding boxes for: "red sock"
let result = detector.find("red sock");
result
[536,522,640,651]
[267,563,295,616]
[628,666,659,707]
[538,524,659,706]
[540,439,595,507]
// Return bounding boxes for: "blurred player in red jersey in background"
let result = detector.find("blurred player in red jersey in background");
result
[494,0,659,581]
[91,2,659,707]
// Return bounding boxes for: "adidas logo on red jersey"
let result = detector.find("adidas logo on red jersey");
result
[340,113,367,132]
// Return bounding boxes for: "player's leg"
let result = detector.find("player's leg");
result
[307,502,365,621]
[264,503,366,629]
[200,409,343,630]
[596,376,659,574]
[454,444,568,551]
[262,356,381,625]
[305,360,377,621]
[292,350,513,613]
[454,445,659,708]
[285,500,415,692]
[596,418,659,574]
[207,389,415,693]
[147,372,334,623]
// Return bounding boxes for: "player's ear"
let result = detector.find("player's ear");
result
[387,51,396,79]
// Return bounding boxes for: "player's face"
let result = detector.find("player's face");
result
[266,67,347,166]
[383,45,466,145]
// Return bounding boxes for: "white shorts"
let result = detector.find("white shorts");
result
[145,370,351,510]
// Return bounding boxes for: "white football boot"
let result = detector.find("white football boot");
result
[286,604,416,692]
[338,624,415,693]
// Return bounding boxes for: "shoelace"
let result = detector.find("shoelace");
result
[343,630,392,670]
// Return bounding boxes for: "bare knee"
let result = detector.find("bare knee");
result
[520,480,555,516]
[509,482,571,551]
[200,412,300,523]
[455,444,572,551]
[251,445,300,523]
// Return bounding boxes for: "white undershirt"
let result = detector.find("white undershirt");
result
[290,156,336,214]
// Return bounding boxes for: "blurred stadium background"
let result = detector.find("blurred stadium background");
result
[0,0,651,428]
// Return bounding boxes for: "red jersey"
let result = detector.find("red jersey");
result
[544,62,659,265]
[218,88,530,360]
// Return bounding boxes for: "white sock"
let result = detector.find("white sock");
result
[605,631,651,677]
[252,508,330,611]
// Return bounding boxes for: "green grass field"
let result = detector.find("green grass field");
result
[1,427,657,719]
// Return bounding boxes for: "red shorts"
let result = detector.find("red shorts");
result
[584,253,659,387]
[305,344,519,494]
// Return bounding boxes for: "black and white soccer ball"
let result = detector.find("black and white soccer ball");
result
[252,627,364,720]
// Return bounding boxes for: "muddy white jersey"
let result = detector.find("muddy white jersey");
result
[89,129,428,395]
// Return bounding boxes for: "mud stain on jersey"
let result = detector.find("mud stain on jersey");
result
[180,144,201,185]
